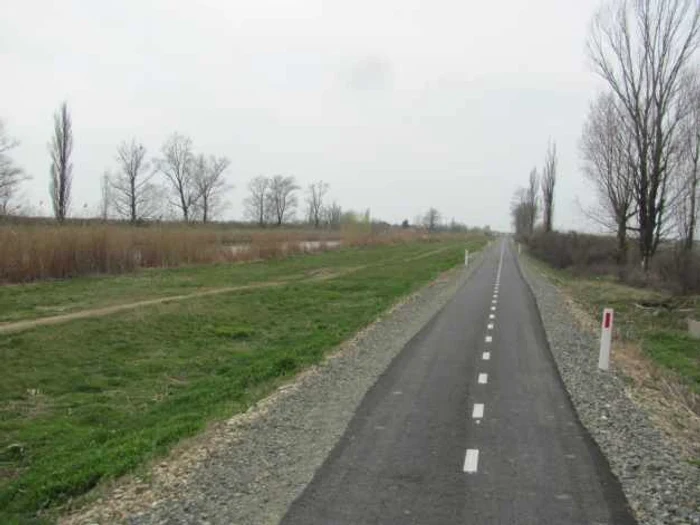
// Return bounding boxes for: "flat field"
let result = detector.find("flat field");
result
[0,237,486,523]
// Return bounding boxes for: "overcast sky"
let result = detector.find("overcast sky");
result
[1,0,608,230]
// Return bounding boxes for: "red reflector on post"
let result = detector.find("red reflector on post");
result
[599,308,614,370]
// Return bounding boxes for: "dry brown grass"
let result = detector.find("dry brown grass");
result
[0,225,235,282]
[0,223,450,284]
[614,341,700,460]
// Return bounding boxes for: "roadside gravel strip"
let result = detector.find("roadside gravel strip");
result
[519,257,700,525]
[68,250,487,525]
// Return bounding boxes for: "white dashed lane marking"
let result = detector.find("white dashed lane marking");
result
[464,242,505,476]
[463,449,479,473]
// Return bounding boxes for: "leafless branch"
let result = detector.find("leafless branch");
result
[157,133,196,222]
[541,141,557,232]
[192,154,230,223]
[581,91,638,263]
[244,175,270,227]
[0,119,28,216]
[306,181,329,228]
[266,175,299,226]
[587,0,700,269]
[110,139,158,222]
[49,102,73,221]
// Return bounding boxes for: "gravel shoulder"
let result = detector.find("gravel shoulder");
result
[519,255,700,525]
[61,249,488,525]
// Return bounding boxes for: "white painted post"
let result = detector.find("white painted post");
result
[464,249,469,266]
[598,308,614,370]
[518,243,522,255]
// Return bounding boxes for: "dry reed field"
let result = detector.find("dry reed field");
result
[0,223,442,284]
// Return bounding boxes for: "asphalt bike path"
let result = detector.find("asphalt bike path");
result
[281,240,636,525]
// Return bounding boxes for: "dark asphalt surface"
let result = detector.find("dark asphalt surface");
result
[280,240,637,525]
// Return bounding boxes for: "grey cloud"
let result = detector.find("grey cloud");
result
[1,0,606,232]
[345,56,394,91]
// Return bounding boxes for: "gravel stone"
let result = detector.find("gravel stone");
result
[123,253,488,525]
[520,257,700,525]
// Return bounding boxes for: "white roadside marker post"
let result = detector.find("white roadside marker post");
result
[598,308,614,370]
[464,249,469,266]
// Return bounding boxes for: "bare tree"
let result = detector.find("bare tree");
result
[510,170,539,239]
[676,70,700,252]
[423,207,441,231]
[100,172,110,221]
[0,119,27,216]
[526,168,539,235]
[541,141,557,232]
[266,175,299,226]
[244,175,270,226]
[192,154,230,223]
[157,133,196,222]
[306,180,329,228]
[581,92,637,265]
[323,201,342,229]
[110,139,157,222]
[49,102,73,222]
[511,188,532,239]
[588,0,700,270]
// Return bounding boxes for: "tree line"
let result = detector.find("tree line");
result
[513,0,700,281]
[0,110,482,233]
[0,107,350,228]
[582,0,700,274]
[510,141,558,239]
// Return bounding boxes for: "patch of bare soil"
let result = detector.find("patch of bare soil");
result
[405,245,455,262]
[1,262,381,336]
[0,279,303,335]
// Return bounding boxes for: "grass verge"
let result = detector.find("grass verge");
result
[526,256,699,393]
[0,238,485,523]
[0,241,440,325]
[526,254,700,467]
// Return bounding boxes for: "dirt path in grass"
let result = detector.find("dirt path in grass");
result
[0,271,351,335]
[0,281,288,335]
[0,245,460,336]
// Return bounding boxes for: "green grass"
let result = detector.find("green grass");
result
[527,256,700,392]
[0,242,443,324]
[644,332,700,388]
[0,238,485,523]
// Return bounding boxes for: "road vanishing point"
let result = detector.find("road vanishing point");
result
[281,239,637,525]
